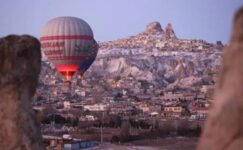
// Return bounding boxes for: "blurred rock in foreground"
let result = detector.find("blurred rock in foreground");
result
[197,7,243,150]
[0,35,44,150]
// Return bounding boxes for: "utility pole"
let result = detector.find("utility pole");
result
[100,111,104,143]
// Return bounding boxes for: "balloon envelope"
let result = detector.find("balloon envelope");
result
[40,16,95,80]
[78,40,98,78]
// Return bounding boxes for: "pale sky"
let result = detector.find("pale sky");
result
[0,0,242,43]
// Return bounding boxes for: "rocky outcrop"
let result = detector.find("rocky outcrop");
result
[145,22,164,34]
[165,23,177,39]
[197,7,243,150]
[0,35,44,150]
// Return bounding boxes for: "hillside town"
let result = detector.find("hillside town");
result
[34,22,224,149]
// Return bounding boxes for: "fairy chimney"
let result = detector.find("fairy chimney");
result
[165,23,177,39]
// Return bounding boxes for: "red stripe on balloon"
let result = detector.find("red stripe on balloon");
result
[40,35,93,41]
[48,56,86,60]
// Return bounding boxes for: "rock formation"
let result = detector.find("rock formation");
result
[145,21,164,34]
[0,35,44,150]
[165,23,177,39]
[197,7,243,150]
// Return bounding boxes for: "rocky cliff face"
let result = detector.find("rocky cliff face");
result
[83,22,223,91]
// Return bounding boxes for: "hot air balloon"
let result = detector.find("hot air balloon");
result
[77,40,98,78]
[40,16,97,81]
